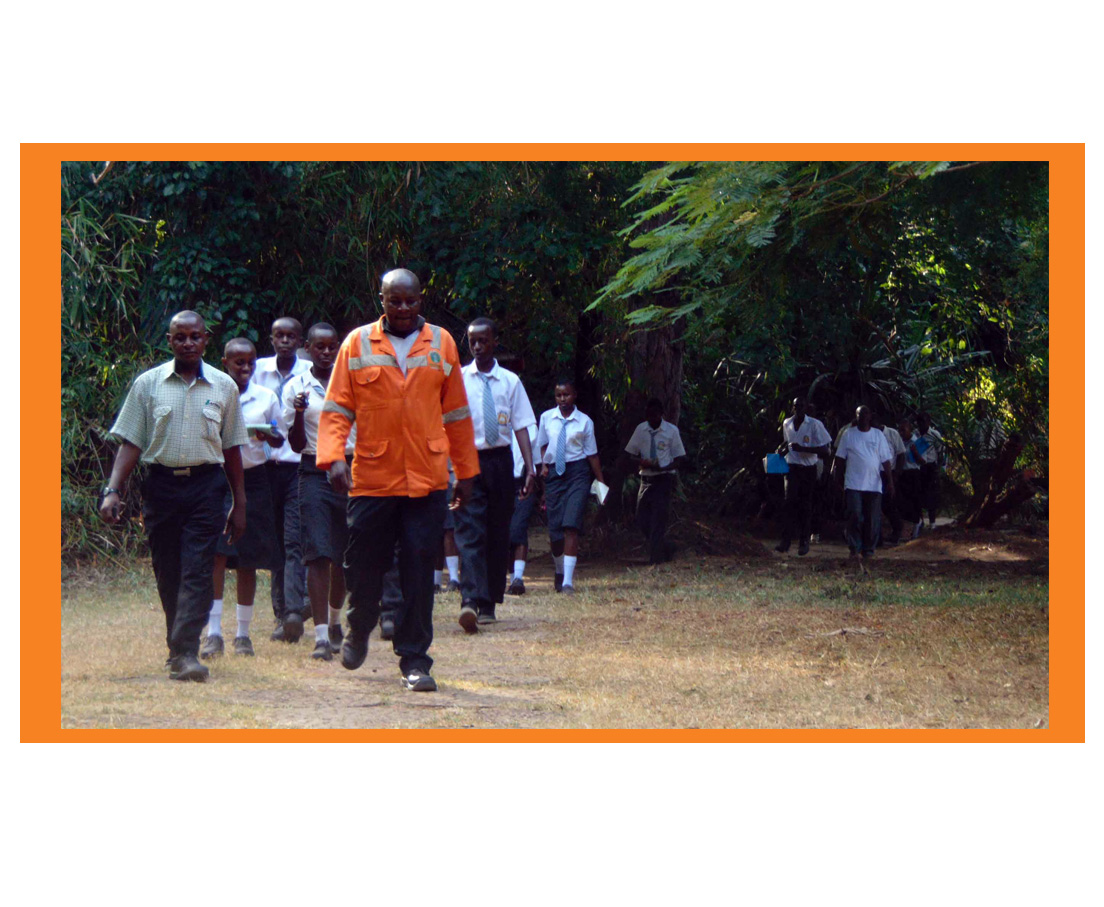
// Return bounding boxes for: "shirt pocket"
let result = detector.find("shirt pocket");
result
[202,406,222,443]
[150,404,173,450]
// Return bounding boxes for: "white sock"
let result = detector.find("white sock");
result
[235,604,252,638]
[315,624,329,643]
[208,599,223,637]
[563,556,577,586]
[434,569,443,586]
[328,606,342,626]
[513,560,526,581]
[446,556,460,582]
[554,554,565,575]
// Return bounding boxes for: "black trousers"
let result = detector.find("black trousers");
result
[636,473,675,564]
[454,447,515,612]
[344,491,447,674]
[266,461,306,619]
[141,465,227,658]
[898,469,922,524]
[780,463,818,548]
[880,484,903,544]
[919,462,941,522]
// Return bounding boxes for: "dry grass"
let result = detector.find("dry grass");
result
[61,530,1049,730]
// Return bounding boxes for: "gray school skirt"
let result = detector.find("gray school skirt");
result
[217,465,276,569]
[298,454,350,564]
[545,459,591,542]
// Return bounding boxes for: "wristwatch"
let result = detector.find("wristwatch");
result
[100,486,122,499]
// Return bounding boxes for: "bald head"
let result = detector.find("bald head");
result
[169,310,205,332]
[381,268,421,294]
[224,337,256,357]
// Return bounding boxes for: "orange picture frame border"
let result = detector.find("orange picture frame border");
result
[25,143,1081,742]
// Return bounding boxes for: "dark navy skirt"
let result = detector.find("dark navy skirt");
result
[545,459,591,541]
[217,465,276,569]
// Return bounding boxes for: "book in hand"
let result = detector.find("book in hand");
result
[590,479,610,505]
[246,423,282,441]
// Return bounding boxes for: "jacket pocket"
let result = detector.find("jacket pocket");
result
[360,439,389,460]
[352,366,382,385]
[427,436,449,455]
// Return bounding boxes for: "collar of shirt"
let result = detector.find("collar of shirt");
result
[553,408,581,425]
[254,355,309,380]
[462,359,502,380]
[158,359,211,386]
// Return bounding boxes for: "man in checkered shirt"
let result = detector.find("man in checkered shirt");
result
[100,311,249,682]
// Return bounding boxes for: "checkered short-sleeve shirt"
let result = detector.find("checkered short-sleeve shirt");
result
[109,360,248,467]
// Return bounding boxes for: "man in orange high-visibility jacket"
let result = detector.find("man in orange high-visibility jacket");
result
[317,268,480,692]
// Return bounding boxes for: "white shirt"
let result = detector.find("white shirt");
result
[782,415,831,467]
[536,407,598,466]
[882,426,907,468]
[237,383,286,470]
[282,369,356,457]
[386,330,420,377]
[836,426,894,493]
[512,423,539,478]
[624,419,686,475]
[253,354,311,464]
[461,360,537,451]
[909,428,943,465]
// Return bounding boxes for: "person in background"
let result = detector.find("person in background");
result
[774,396,830,556]
[873,412,907,547]
[507,423,540,595]
[283,323,355,660]
[203,338,286,658]
[536,378,605,595]
[252,316,311,642]
[910,412,944,531]
[624,398,686,564]
[834,405,895,560]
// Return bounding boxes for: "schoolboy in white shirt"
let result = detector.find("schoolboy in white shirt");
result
[624,398,686,564]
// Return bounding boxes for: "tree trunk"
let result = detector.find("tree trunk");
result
[962,436,1039,528]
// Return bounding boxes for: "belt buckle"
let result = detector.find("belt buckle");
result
[172,467,191,477]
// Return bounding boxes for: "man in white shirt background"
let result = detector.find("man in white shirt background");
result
[834,405,896,560]
[776,396,831,556]
[624,398,686,564]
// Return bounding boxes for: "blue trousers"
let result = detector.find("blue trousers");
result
[845,489,882,556]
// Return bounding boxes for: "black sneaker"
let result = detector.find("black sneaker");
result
[311,639,333,661]
[379,613,395,640]
[446,580,461,594]
[507,578,526,596]
[328,623,344,649]
[554,573,564,592]
[199,634,224,659]
[233,636,255,656]
[797,541,810,556]
[341,627,370,670]
[270,620,286,642]
[401,668,438,692]
[477,609,497,625]
[282,612,304,643]
[459,604,479,634]
[560,585,576,596]
[169,654,209,682]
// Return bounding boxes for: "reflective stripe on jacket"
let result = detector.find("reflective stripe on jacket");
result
[316,317,479,497]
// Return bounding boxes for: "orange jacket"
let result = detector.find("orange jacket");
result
[316,317,480,497]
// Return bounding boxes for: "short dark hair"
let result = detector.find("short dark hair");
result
[224,337,256,355]
[469,316,497,336]
[307,322,337,342]
[554,375,576,391]
[645,398,663,412]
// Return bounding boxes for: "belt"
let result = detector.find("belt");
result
[147,463,222,478]
[299,452,353,473]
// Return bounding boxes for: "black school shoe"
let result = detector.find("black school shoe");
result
[341,626,370,670]
[401,668,437,692]
[312,639,333,661]
[507,578,525,596]
[459,604,479,634]
[554,573,564,592]
[169,654,209,682]
[199,634,224,659]
[282,612,304,643]
[328,623,344,648]
[379,613,395,641]
[477,609,497,625]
